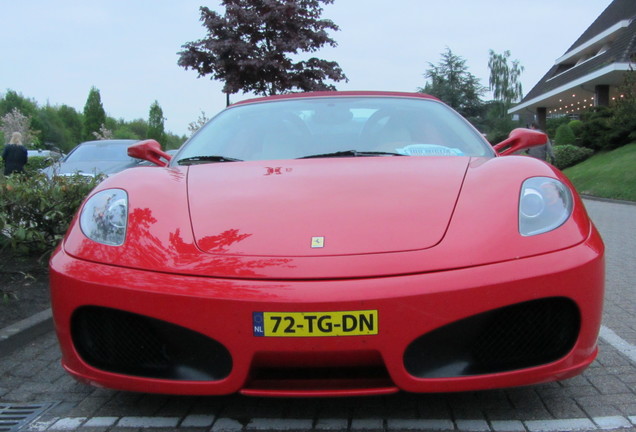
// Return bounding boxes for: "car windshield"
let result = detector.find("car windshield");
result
[66,142,135,162]
[174,96,494,164]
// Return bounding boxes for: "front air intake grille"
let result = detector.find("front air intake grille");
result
[404,297,580,378]
[71,306,232,381]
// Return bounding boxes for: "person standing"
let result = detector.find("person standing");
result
[2,132,28,175]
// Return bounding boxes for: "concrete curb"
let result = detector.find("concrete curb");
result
[581,194,636,206]
[0,307,53,356]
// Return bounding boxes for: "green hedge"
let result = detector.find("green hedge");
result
[0,172,103,256]
[552,145,594,170]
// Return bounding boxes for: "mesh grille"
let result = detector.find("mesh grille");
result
[72,306,232,381]
[404,297,580,378]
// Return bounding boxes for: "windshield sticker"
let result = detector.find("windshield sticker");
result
[396,144,464,156]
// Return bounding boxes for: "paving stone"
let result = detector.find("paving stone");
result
[117,416,180,428]
[592,415,633,430]
[490,420,526,432]
[350,418,383,430]
[387,419,454,431]
[180,414,216,428]
[524,418,596,432]
[212,417,244,432]
[49,417,87,430]
[455,419,491,431]
[314,418,348,430]
[24,417,59,431]
[83,416,119,427]
[247,418,313,430]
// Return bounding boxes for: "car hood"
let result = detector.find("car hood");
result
[187,157,469,256]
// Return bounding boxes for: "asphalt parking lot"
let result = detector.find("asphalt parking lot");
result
[1,198,635,432]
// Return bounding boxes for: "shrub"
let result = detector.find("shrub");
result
[546,116,571,138]
[554,123,576,146]
[0,172,103,257]
[568,119,584,137]
[25,156,55,174]
[552,145,594,170]
[579,106,613,150]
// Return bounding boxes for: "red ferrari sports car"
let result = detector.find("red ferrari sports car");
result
[50,91,604,397]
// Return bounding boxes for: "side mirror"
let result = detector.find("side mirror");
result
[493,128,548,156]
[127,139,172,167]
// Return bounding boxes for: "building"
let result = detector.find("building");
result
[509,0,636,128]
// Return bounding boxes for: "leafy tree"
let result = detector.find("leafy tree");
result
[178,0,347,100]
[124,119,148,139]
[82,87,106,141]
[188,110,210,136]
[92,124,114,140]
[35,105,69,149]
[0,108,39,146]
[164,133,187,150]
[488,50,524,117]
[57,105,83,150]
[606,66,636,148]
[147,100,166,143]
[481,100,522,143]
[419,48,485,120]
[0,90,37,118]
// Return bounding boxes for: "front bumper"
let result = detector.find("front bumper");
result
[50,228,604,397]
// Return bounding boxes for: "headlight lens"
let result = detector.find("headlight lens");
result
[79,189,128,246]
[519,177,573,236]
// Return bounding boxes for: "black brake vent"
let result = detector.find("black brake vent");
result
[404,297,580,378]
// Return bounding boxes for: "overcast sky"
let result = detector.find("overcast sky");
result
[1,0,612,137]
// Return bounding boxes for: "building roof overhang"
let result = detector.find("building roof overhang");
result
[508,62,632,115]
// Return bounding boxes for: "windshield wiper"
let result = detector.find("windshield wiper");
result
[177,155,243,166]
[298,150,406,159]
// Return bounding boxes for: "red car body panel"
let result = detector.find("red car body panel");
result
[62,156,590,279]
[50,92,604,397]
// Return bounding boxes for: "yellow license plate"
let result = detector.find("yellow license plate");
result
[253,310,378,337]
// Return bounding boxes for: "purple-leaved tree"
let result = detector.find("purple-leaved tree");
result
[178,0,347,104]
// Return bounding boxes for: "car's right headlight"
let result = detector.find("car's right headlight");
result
[519,177,573,237]
[79,189,128,246]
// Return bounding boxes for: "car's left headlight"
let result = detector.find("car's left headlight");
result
[519,177,573,236]
[79,189,128,246]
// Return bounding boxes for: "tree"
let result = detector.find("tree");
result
[92,124,114,140]
[488,50,524,117]
[57,105,83,150]
[36,105,68,149]
[419,48,485,120]
[188,110,210,136]
[0,108,39,146]
[0,90,37,118]
[178,0,347,101]
[82,87,106,141]
[147,100,166,143]
[606,65,636,148]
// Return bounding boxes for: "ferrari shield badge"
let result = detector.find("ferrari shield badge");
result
[311,236,325,248]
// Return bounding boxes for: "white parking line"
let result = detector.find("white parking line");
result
[599,325,636,363]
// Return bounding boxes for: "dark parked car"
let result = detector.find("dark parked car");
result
[43,139,145,177]
[27,149,63,161]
